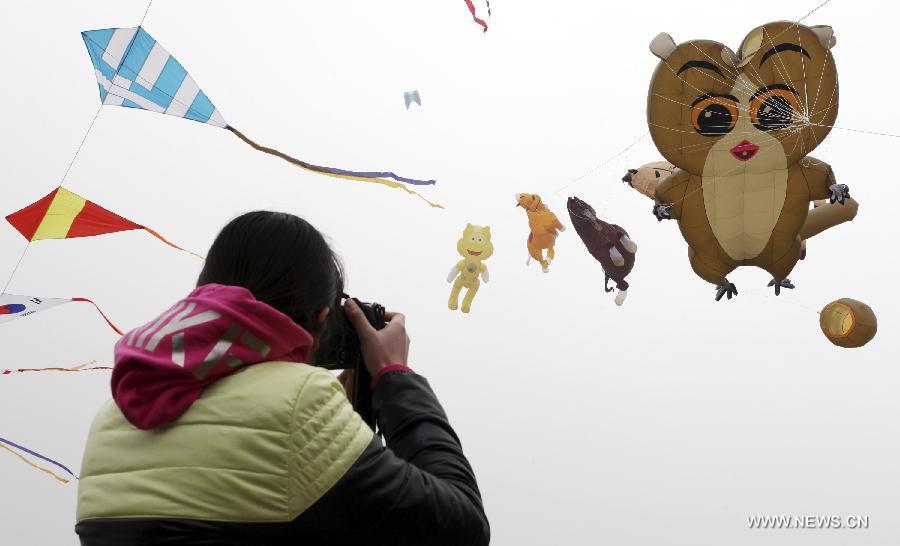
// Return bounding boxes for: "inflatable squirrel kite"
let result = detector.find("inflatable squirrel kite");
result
[647,21,858,301]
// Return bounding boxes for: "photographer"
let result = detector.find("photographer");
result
[75,211,490,546]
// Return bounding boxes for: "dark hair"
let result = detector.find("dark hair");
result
[197,211,344,341]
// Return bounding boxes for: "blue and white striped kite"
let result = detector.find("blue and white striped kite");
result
[83,27,226,127]
[81,27,441,208]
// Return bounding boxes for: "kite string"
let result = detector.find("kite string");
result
[1,242,30,295]
[551,133,648,196]
[794,0,832,29]
[738,283,823,315]
[57,105,103,189]
[814,124,900,138]
[138,0,155,27]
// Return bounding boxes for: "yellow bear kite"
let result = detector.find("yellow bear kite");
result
[447,224,493,313]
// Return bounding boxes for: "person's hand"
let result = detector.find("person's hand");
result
[338,370,354,401]
[344,299,410,377]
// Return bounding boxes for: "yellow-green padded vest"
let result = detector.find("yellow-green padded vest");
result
[77,362,373,522]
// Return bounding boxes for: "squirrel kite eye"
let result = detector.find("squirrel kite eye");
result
[691,96,738,136]
[751,88,800,131]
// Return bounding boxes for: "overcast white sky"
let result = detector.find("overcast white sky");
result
[1,1,898,544]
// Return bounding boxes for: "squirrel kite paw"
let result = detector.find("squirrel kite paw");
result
[767,278,795,296]
[653,203,672,221]
[714,281,739,301]
[828,183,850,204]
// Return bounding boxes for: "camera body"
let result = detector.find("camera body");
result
[315,298,385,428]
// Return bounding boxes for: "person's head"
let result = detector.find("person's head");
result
[197,211,344,348]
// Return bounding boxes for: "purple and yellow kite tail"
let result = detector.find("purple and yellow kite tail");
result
[0,436,79,484]
[226,126,443,208]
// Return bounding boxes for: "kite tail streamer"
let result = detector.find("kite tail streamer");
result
[486,0,492,17]
[0,436,78,483]
[71,297,124,335]
[0,442,69,484]
[2,362,113,375]
[226,126,443,208]
[141,227,205,259]
[464,0,488,31]
[226,126,436,186]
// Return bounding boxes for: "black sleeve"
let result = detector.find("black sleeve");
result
[293,371,490,546]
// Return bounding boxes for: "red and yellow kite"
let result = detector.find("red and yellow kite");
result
[5,187,195,255]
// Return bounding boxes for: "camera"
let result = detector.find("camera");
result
[315,295,386,429]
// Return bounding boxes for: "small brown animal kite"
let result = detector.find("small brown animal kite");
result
[516,193,565,273]
[567,196,637,305]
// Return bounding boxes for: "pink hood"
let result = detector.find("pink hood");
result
[111,283,314,429]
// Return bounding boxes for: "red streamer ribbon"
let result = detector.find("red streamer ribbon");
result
[71,298,124,335]
[464,0,488,32]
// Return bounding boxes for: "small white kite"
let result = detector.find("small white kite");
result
[404,90,422,109]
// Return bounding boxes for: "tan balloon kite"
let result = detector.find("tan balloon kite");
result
[820,299,877,348]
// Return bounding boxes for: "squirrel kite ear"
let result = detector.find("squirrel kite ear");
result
[649,32,677,60]
[810,25,836,49]
[737,27,764,67]
[484,226,491,237]
[720,46,738,68]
